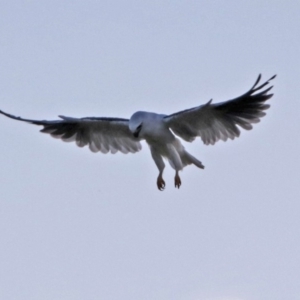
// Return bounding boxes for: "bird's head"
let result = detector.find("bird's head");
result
[129,111,145,138]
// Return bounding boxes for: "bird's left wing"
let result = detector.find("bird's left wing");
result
[0,111,142,154]
[164,74,276,145]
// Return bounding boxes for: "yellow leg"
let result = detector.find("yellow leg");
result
[157,173,166,191]
[174,171,181,189]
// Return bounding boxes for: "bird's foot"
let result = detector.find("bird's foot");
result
[175,172,181,189]
[157,175,165,191]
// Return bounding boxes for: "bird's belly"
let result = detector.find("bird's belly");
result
[146,136,178,159]
[143,128,174,145]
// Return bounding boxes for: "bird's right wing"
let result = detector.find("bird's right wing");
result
[0,111,142,154]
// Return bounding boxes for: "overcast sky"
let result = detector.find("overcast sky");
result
[1,1,300,300]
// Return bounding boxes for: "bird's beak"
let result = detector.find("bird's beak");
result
[133,124,142,138]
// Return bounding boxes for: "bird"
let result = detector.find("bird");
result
[0,74,275,190]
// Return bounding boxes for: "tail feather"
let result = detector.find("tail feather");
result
[172,138,204,169]
[181,151,205,169]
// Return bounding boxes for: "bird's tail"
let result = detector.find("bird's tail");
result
[181,151,205,169]
[171,138,205,170]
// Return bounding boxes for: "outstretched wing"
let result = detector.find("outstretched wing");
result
[164,74,276,145]
[0,111,142,154]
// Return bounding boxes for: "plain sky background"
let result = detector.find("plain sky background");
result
[0,1,300,300]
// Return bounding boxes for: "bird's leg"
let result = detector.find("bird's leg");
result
[174,170,181,189]
[150,147,166,191]
[157,171,166,191]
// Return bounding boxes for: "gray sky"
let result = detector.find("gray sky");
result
[0,1,300,300]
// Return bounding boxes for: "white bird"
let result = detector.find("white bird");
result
[0,74,275,190]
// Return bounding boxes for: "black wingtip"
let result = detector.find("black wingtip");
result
[252,74,276,90]
[0,109,44,125]
[251,74,276,94]
[252,74,262,89]
[0,109,20,120]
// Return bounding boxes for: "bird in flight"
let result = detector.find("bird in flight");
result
[0,74,275,190]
